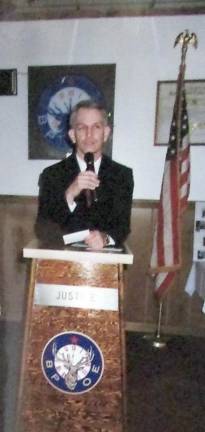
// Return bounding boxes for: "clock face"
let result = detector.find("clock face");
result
[37,75,104,155]
[41,331,104,394]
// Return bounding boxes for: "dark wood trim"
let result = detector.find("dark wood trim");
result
[125,320,205,338]
[0,195,38,204]
[0,195,195,210]
[132,199,195,209]
[1,7,205,21]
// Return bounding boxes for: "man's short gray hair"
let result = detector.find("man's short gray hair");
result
[69,99,109,128]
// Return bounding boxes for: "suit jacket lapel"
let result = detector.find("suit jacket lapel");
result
[98,154,112,179]
[63,152,80,182]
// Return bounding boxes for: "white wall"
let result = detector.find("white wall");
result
[0,15,205,199]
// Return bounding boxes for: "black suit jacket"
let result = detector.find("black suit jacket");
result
[35,153,134,246]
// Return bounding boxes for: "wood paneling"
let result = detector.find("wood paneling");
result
[0,195,205,336]
[0,197,37,321]
[125,201,205,336]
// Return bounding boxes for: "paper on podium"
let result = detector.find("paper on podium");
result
[63,229,89,245]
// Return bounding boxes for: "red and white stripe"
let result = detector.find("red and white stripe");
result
[150,90,190,298]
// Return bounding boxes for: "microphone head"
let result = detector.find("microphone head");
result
[84,152,94,164]
[84,152,97,205]
[84,152,95,172]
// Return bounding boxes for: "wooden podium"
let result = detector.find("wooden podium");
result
[17,239,133,432]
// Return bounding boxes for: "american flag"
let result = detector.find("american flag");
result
[150,85,190,298]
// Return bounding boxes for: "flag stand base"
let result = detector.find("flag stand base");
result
[142,333,168,349]
[143,301,168,349]
[152,334,167,349]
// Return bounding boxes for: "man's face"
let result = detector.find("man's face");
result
[68,108,110,160]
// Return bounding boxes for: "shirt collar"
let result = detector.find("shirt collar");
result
[76,153,102,174]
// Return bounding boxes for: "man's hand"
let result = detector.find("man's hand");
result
[84,230,108,250]
[65,171,99,204]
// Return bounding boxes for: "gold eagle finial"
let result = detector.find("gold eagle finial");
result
[174,30,198,49]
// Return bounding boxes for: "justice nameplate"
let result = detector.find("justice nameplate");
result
[34,283,118,311]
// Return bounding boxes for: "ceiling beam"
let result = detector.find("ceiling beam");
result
[0,0,205,21]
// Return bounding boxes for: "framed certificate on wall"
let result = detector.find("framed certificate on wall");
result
[154,80,205,146]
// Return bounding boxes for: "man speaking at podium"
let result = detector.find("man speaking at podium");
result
[35,100,134,250]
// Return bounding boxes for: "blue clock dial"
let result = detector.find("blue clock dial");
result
[37,75,104,155]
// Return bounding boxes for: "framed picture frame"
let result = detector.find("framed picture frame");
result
[0,69,17,95]
[154,80,205,146]
[28,64,116,159]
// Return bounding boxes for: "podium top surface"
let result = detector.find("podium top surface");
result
[23,239,133,265]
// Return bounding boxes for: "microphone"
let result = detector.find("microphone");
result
[84,152,98,207]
